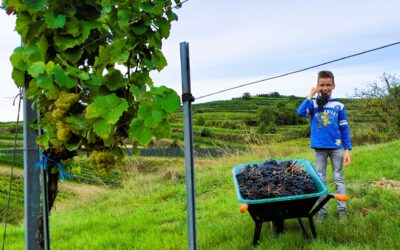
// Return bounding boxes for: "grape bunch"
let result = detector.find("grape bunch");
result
[51,92,80,119]
[236,159,317,200]
[56,121,72,142]
[316,93,330,112]
[87,151,117,176]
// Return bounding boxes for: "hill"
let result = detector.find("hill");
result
[168,94,376,149]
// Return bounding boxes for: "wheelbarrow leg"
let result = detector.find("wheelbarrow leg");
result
[252,221,262,245]
[272,220,284,235]
[297,218,310,240]
[308,216,317,238]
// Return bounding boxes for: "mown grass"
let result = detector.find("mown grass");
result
[2,139,399,249]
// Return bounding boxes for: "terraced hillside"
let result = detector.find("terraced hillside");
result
[170,95,373,149]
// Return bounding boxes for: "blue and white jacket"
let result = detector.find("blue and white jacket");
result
[297,98,352,150]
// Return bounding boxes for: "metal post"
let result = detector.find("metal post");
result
[23,88,40,250]
[180,42,198,250]
[41,167,50,250]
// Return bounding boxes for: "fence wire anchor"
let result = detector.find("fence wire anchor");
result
[182,93,195,103]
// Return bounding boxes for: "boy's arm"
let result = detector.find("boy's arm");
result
[339,105,352,165]
[297,87,319,117]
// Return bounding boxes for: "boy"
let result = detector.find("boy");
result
[297,70,352,223]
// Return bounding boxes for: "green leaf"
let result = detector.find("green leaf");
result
[102,0,112,13]
[154,17,171,38]
[15,13,31,40]
[138,104,164,128]
[166,9,178,22]
[93,119,113,140]
[66,115,89,136]
[45,13,66,28]
[130,86,146,101]
[117,9,130,28]
[65,138,81,151]
[28,61,45,77]
[128,118,153,145]
[104,68,127,91]
[54,21,99,50]
[153,120,171,138]
[37,36,49,61]
[87,74,103,87]
[10,46,28,71]
[52,65,76,88]
[140,2,164,15]
[12,68,25,87]
[27,0,48,11]
[25,43,42,62]
[154,88,180,112]
[153,50,167,71]
[36,74,54,90]
[132,23,147,35]
[61,48,82,63]
[86,94,128,124]
[45,61,55,74]
[64,17,81,37]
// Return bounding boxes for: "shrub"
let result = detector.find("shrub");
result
[200,128,212,137]
[195,116,205,126]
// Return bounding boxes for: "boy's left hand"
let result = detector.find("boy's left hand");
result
[343,150,351,166]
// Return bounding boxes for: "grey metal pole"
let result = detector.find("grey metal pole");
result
[180,42,198,250]
[41,166,50,250]
[23,87,40,250]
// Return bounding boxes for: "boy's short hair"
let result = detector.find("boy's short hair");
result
[318,70,335,83]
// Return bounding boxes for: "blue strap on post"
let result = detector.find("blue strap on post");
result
[36,151,72,182]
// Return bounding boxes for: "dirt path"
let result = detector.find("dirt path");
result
[0,166,23,178]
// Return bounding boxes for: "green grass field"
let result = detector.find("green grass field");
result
[2,139,399,249]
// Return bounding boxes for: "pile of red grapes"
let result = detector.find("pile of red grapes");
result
[236,159,317,200]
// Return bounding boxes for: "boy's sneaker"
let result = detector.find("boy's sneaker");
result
[337,211,348,223]
[315,212,327,224]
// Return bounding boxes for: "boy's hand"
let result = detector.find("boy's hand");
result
[307,86,320,100]
[343,150,351,166]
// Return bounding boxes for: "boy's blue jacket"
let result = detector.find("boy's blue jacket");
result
[297,98,352,150]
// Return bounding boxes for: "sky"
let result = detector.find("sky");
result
[1,0,400,121]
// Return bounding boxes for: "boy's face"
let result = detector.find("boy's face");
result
[317,77,335,97]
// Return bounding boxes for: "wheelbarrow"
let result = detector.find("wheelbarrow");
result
[232,159,349,245]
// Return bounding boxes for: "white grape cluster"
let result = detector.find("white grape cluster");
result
[87,151,117,176]
[56,121,72,142]
[52,92,80,119]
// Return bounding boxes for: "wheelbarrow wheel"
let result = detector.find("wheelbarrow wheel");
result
[272,219,284,235]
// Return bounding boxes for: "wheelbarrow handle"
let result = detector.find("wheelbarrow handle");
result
[309,193,349,217]
[240,204,248,213]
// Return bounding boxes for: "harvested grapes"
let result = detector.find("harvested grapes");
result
[236,159,317,200]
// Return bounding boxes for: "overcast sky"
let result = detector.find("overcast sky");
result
[1,0,400,121]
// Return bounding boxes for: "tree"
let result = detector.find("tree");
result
[353,73,400,131]
[3,0,181,247]
[242,92,251,100]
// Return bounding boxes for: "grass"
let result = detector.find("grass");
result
[1,139,400,249]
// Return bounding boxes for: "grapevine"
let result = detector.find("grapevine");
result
[3,0,182,247]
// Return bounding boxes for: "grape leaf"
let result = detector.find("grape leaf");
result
[93,119,113,140]
[138,104,164,128]
[15,13,31,40]
[154,88,180,112]
[104,68,127,91]
[86,94,128,125]
[154,16,170,38]
[35,74,54,90]
[12,68,25,87]
[27,0,48,11]
[45,13,66,28]
[28,62,46,77]
[129,118,153,145]
[52,65,76,88]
